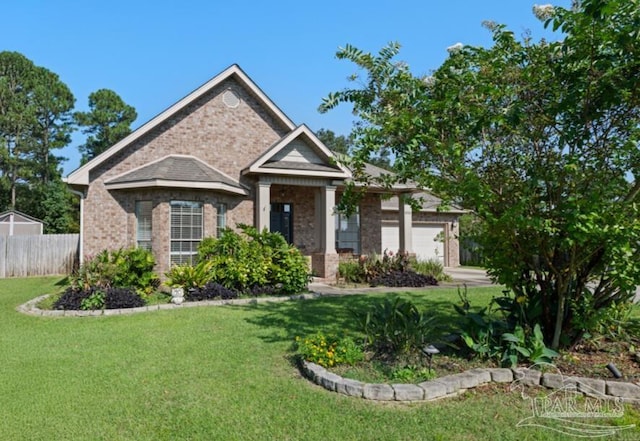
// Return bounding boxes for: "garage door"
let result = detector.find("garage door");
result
[381,222,445,263]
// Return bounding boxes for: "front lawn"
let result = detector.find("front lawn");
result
[1,278,639,440]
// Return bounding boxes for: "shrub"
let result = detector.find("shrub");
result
[572,298,636,347]
[81,290,105,310]
[164,261,214,289]
[454,286,558,367]
[337,260,365,283]
[340,251,439,287]
[54,287,89,310]
[359,250,411,281]
[295,332,364,368]
[71,248,159,297]
[196,225,309,295]
[369,270,437,287]
[412,258,452,282]
[185,282,238,301]
[353,297,441,357]
[390,365,436,383]
[54,287,145,310]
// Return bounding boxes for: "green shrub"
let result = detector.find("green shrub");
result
[412,258,452,282]
[455,286,558,367]
[359,250,411,281]
[197,225,309,295]
[295,332,364,368]
[353,297,441,357]
[71,248,159,297]
[572,298,636,347]
[340,251,438,287]
[164,261,214,289]
[390,365,436,383]
[338,260,365,283]
[80,290,105,311]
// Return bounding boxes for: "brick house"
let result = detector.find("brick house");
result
[65,65,460,279]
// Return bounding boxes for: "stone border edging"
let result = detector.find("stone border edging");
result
[300,360,640,402]
[16,292,322,317]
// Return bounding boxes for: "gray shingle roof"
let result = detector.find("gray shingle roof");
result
[262,160,342,173]
[381,192,466,213]
[107,156,243,189]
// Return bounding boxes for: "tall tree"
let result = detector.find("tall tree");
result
[316,128,352,155]
[0,51,74,209]
[75,89,137,164]
[317,127,393,169]
[0,51,35,209]
[321,1,640,348]
[29,65,75,184]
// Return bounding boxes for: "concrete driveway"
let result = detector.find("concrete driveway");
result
[444,268,640,302]
[444,267,494,287]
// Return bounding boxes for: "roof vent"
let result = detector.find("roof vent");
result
[222,89,240,108]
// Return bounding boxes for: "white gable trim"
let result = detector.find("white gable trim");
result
[66,65,296,186]
[244,124,352,179]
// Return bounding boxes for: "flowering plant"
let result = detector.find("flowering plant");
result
[295,332,364,368]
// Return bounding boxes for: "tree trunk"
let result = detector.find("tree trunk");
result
[551,279,567,350]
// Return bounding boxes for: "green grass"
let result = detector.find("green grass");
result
[1,278,639,440]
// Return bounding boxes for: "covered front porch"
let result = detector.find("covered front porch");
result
[253,177,415,279]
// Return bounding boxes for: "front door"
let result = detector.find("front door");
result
[270,203,293,244]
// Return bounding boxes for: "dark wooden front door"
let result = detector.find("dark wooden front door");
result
[270,203,293,244]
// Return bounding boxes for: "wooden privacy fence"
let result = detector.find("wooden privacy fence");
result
[460,239,484,266]
[0,234,79,278]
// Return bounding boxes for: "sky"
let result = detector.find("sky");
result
[2,0,570,175]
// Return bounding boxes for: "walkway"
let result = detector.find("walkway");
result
[308,267,494,295]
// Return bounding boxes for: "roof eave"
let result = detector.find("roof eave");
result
[66,64,297,185]
[104,179,249,195]
[243,166,350,179]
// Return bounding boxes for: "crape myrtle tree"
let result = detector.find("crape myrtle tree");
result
[320,0,640,349]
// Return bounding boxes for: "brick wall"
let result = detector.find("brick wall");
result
[83,77,288,274]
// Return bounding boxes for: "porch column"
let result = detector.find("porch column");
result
[399,198,413,254]
[314,188,322,252]
[321,185,337,254]
[256,181,271,232]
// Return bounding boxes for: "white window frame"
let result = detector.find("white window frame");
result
[135,200,152,251]
[170,200,203,265]
[335,208,360,254]
[216,203,227,238]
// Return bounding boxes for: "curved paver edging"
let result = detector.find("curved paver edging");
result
[16,278,486,317]
[16,292,323,317]
[301,360,640,403]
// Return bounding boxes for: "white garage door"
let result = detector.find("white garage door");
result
[381,222,445,263]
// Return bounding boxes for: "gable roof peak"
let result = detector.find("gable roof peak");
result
[66,64,296,186]
[243,125,352,179]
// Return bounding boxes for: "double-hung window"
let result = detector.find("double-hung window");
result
[170,200,203,265]
[216,203,227,238]
[135,201,152,251]
[335,208,360,254]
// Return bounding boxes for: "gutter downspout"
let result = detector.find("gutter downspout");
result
[66,186,86,266]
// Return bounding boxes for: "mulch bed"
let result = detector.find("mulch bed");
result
[332,339,640,384]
